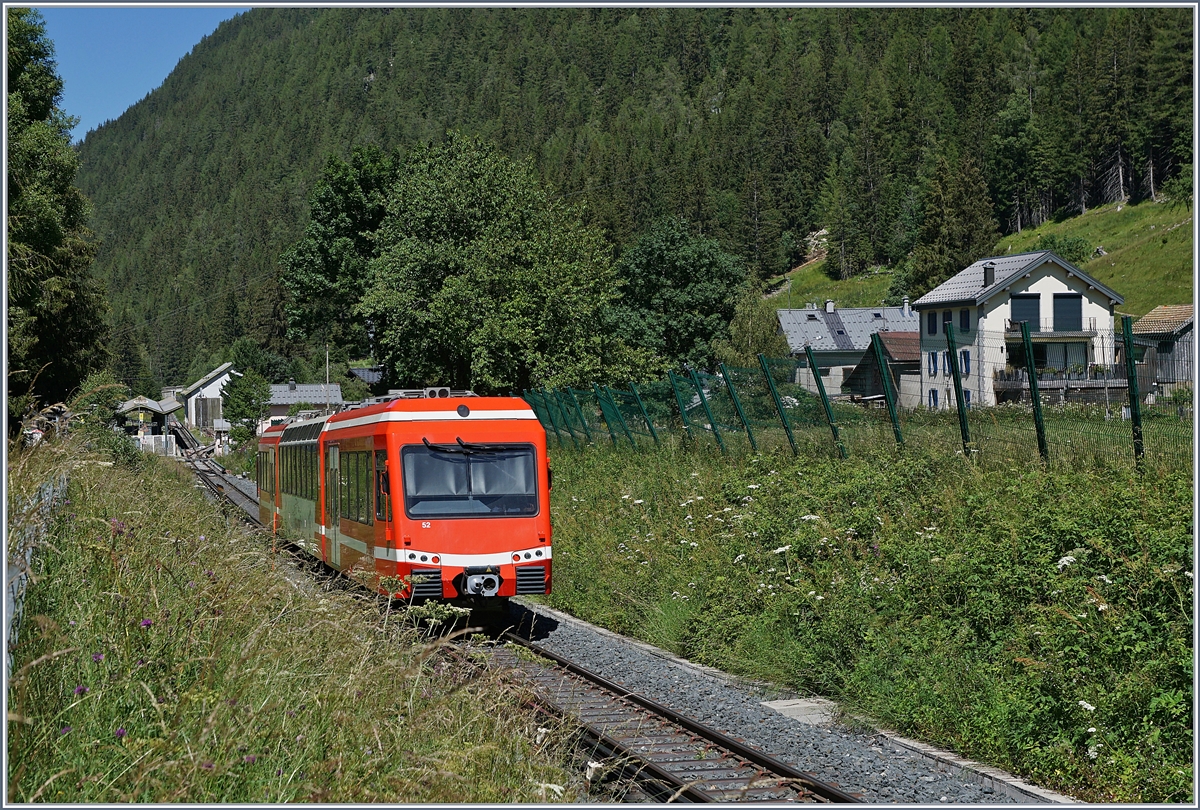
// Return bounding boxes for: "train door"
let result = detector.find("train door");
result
[373,448,393,555]
[325,444,341,568]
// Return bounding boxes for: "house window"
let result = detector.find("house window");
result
[928,351,938,376]
[1011,294,1040,331]
[963,389,971,408]
[927,312,937,335]
[929,389,939,409]
[807,313,819,321]
[960,350,970,376]
[942,351,950,375]
[1053,293,1083,332]
[960,309,970,331]
[942,310,952,333]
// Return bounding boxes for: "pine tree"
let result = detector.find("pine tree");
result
[908,154,999,298]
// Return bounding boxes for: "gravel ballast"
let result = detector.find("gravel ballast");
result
[508,600,1073,805]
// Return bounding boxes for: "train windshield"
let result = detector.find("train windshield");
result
[401,441,538,518]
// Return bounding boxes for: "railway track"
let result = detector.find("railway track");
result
[490,631,861,803]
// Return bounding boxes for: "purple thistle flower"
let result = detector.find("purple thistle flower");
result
[140,618,152,628]
[68,620,76,626]
[73,685,88,695]
[198,535,205,542]
[201,761,214,771]
[243,755,256,764]
[275,769,282,776]
[115,727,127,739]
[92,653,104,663]
[60,726,71,735]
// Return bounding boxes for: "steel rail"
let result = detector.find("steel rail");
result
[498,631,861,803]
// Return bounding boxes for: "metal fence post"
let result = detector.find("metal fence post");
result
[688,367,727,454]
[667,370,696,443]
[528,389,563,446]
[1020,322,1050,462]
[592,383,620,447]
[870,333,904,447]
[540,387,573,448]
[718,363,758,452]
[1121,315,1145,468]
[566,387,593,444]
[758,353,798,455]
[804,345,847,459]
[628,382,659,445]
[604,385,637,448]
[944,323,973,457]
[550,389,582,449]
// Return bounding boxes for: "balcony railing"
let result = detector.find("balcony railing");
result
[994,365,1126,384]
[1004,317,1098,334]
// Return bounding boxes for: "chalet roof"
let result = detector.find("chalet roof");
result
[1131,304,1193,337]
[877,331,921,363]
[181,362,239,397]
[912,252,1124,308]
[350,366,383,385]
[117,395,181,415]
[777,305,918,354]
[269,383,344,406]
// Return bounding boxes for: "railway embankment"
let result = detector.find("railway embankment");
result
[5,439,581,803]
[544,439,1193,803]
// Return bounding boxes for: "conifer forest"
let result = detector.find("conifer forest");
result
[30,7,1200,398]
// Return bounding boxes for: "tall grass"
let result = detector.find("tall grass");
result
[545,437,1193,802]
[7,439,579,802]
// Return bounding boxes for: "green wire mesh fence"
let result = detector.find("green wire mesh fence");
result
[524,317,1192,473]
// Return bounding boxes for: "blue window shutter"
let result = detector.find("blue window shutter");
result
[964,389,971,408]
[961,350,970,375]
[929,389,939,408]
[929,352,938,375]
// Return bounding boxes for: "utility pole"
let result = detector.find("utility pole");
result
[325,344,330,415]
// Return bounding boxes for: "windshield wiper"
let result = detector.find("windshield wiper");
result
[421,437,506,455]
[422,437,468,454]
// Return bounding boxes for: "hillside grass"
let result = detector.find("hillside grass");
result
[768,199,1193,317]
[543,437,1193,803]
[6,439,580,803]
[995,200,1194,318]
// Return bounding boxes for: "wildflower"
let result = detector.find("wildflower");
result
[800,514,819,521]
[60,726,71,735]
[276,769,283,776]
[137,659,146,667]
[621,494,630,499]
[198,535,206,542]
[115,727,127,739]
[690,472,699,477]
[1096,575,1112,584]
[1056,555,1076,570]
[633,499,644,505]
[202,762,214,770]
[68,620,75,626]
[807,591,816,596]
[772,545,791,554]
[747,484,760,489]
[815,595,824,601]
[1088,727,1096,733]
[92,653,104,663]
[73,685,88,695]
[243,755,257,764]
[1078,700,1096,712]
[140,619,152,628]
[688,582,696,588]
[733,554,745,564]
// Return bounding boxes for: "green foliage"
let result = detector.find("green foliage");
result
[73,8,1193,385]
[7,444,579,802]
[221,370,270,434]
[1034,234,1093,266]
[608,217,746,370]
[905,155,1000,299]
[712,286,790,368]
[229,337,290,384]
[7,8,110,427]
[547,440,1193,802]
[359,132,654,392]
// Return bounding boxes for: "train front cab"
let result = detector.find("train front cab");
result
[321,397,551,603]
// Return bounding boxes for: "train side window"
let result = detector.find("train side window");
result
[375,450,391,522]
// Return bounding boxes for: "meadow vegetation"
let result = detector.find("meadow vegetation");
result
[544,437,1193,802]
[6,439,580,802]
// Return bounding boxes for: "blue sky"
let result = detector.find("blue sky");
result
[34,5,251,143]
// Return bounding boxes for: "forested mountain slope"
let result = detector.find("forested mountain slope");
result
[75,7,1192,388]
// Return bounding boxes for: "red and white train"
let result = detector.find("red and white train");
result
[254,389,552,602]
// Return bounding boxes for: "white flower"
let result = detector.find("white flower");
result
[723,507,732,512]
[1088,727,1096,734]
[923,526,937,532]
[815,595,824,601]
[801,514,820,521]
[689,542,698,547]
[772,545,791,555]
[690,472,699,477]
[695,496,704,500]
[633,499,644,504]
[1079,700,1096,712]
[622,494,630,499]
[747,484,761,489]
[733,554,745,564]
[1096,574,1112,584]
[688,582,696,588]
[1056,555,1076,570]
[807,591,816,596]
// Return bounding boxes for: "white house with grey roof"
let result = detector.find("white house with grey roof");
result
[179,362,241,429]
[912,251,1124,410]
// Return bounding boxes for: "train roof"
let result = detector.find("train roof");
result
[324,395,537,431]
